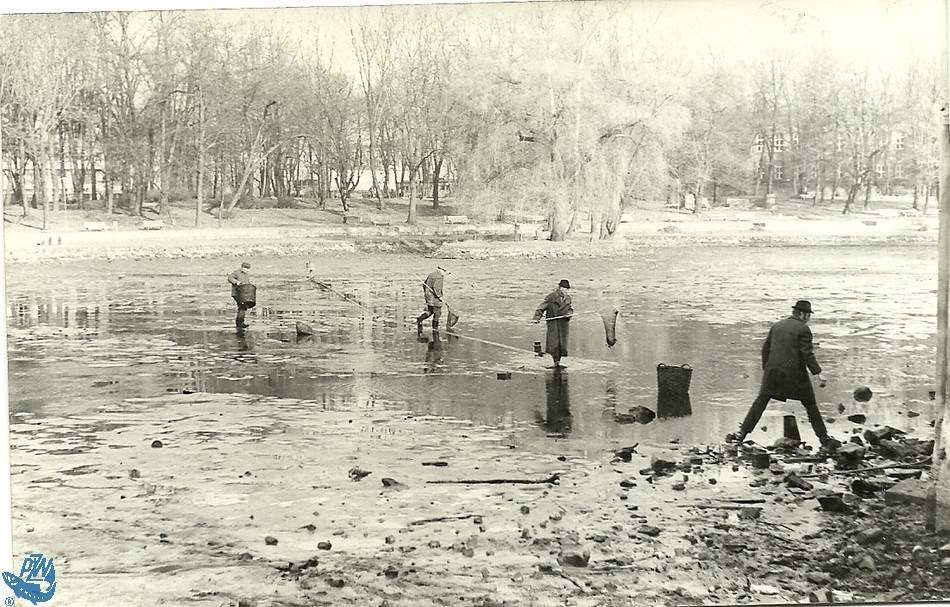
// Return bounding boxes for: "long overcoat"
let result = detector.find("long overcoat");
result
[759,316,822,402]
[533,289,573,359]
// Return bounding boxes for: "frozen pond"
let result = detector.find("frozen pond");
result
[5,245,940,454]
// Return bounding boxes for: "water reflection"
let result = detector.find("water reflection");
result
[423,330,445,373]
[541,368,572,435]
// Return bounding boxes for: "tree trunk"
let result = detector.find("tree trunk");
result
[196,93,204,228]
[842,181,858,215]
[431,155,442,209]
[913,183,920,210]
[930,113,950,532]
[406,173,417,224]
[863,179,873,210]
[35,157,48,230]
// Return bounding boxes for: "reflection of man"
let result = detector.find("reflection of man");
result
[533,279,573,367]
[424,331,445,374]
[543,368,572,435]
[728,300,840,450]
[227,261,252,330]
[416,267,447,335]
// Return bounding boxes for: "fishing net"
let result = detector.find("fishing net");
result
[446,306,460,329]
[600,308,619,347]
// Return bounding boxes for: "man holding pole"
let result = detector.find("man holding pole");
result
[533,279,573,368]
[416,266,447,336]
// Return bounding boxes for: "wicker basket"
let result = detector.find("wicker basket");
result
[656,363,693,418]
[657,363,692,397]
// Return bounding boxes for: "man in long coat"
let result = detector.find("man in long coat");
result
[730,300,839,448]
[533,279,573,367]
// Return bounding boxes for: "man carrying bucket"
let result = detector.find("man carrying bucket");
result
[227,261,254,330]
[533,279,573,368]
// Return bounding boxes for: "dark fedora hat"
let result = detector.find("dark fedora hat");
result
[558,279,571,289]
[792,300,813,314]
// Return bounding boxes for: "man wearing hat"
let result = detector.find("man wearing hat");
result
[533,279,574,368]
[227,261,253,330]
[416,266,447,335]
[729,300,840,449]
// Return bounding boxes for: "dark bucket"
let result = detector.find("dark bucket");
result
[656,363,693,418]
[236,284,257,308]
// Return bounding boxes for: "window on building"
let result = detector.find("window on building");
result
[896,135,905,150]
[774,165,784,180]
[837,166,843,179]
[753,135,764,154]
[792,132,799,145]
[774,133,785,152]
[810,165,818,179]
[895,163,904,178]
[836,134,844,151]
[875,164,884,178]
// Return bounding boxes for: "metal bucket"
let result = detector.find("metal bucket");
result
[236,284,257,308]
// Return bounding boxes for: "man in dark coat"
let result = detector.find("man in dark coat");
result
[227,261,252,330]
[729,300,839,449]
[416,267,446,334]
[533,279,573,367]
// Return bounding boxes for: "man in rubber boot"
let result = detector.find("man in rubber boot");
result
[533,279,573,368]
[227,261,252,330]
[728,300,841,450]
[416,267,446,336]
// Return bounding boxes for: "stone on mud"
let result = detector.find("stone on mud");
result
[348,466,371,481]
[834,443,866,469]
[855,527,886,546]
[639,525,662,537]
[265,535,278,546]
[884,478,933,507]
[772,437,801,452]
[817,494,854,514]
[650,453,678,474]
[806,571,833,585]
[783,472,813,491]
[853,386,873,402]
[847,414,867,424]
[737,507,761,520]
[863,426,901,446]
[876,439,908,459]
[317,541,332,550]
[557,547,591,568]
[629,405,656,424]
[151,440,163,448]
[851,477,894,496]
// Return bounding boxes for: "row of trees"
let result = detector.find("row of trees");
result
[0,5,944,237]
